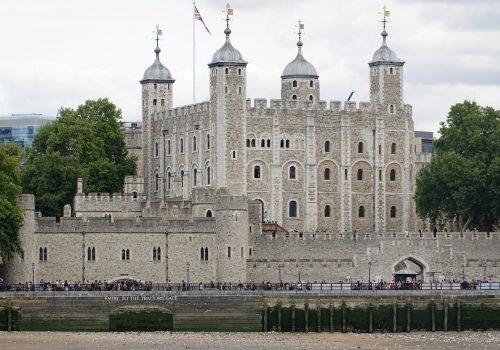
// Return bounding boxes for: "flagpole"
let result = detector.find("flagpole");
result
[193,0,196,104]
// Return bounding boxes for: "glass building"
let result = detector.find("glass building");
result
[0,114,54,148]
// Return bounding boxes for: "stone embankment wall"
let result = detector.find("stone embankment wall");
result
[1,291,500,332]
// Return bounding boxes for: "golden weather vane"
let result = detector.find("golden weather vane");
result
[153,24,163,47]
[295,19,304,41]
[380,5,390,31]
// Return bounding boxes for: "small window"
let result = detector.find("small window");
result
[267,139,271,148]
[324,168,330,180]
[246,139,250,147]
[358,142,364,153]
[225,86,228,94]
[379,170,382,181]
[133,191,138,199]
[227,247,231,258]
[309,80,313,88]
[153,247,157,261]
[325,205,331,217]
[155,142,159,157]
[155,173,159,191]
[344,169,347,180]
[289,200,298,218]
[153,99,157,106]
[292,80,297,87]
[280,140,284,148]
[161,99,165,106]
[251,139,256,147]
[193,136,197,152]
[201,247,205,261]
[91,247,95,261]
[289,166,296,179]
[207,134,211,150]
[157,247,161,261]
[205,247,209,260]
[232,150,237,159]
[359,206,365,218]
[238,68,242,75]
[241,247,244,258]
[238,86,242,95]
[261,139,265,147]
[390,104,394,114]
[206,210,213,218]
[292,95,297,100]
[167,140,171,154]
[193,168,198,187]
[254,165,261,179]
[225,68,229,74]
[180,138,184,153]
[357,169,363,181]
[378,145,381,155]
[126,249,130,260]
[285,140,290,148]
[324,140,331,153]
[390,206,397,218]
[154,83,157,90]
[181,170,184,188]
[167,172,171,189]
[390,67,394,74]
[39,247,47,261]
[391,143,396,154]
[390,169,396,181]
[309,95,313,102]
[207,166,211,185]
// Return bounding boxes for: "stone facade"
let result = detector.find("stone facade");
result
[2,20,499,285]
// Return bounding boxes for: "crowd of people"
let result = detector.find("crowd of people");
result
[1,279,154,292]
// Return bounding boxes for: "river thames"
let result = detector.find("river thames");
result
[1,331,499,349]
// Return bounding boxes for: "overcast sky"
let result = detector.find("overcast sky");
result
[0,0,499,135]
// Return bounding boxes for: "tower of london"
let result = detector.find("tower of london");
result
[3,12,499,285]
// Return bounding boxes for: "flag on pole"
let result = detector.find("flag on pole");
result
[194,5,211,34]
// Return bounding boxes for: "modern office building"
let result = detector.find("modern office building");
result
[0,114,54,148]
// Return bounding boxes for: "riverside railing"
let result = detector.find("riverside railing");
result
[1,281,499,292]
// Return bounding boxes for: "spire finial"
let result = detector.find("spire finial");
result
[223,3,234,38]
[380,5,390,43]
[154,25,163,56]
[295,19,304,52]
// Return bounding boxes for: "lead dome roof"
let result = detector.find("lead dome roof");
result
[140,46,175,84]
[282,40,318,79]
[209,28,247,66]
[369,30,404,66]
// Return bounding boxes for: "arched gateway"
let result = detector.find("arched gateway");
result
[392,257,427,282]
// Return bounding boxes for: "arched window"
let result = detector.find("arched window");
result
[205,247,208,261]
[91,247,95,261]
[133,191,138,199]
[207,134,210,149]
[293,80,297,87]
[280,140,284,148]
[180,138,184,153]
[238,86,242,95]
[390,206,397,218]
[238,68,242,75]
[167,172,171,189]
[153,99,157,106]
[126,249,130,260]
[292,95,297,100]
[206,210,213,218]
[181,170,184,187]
[251,139,256,147]
[121,249,125,260]
[267,139,271,148]
[357,169,363,181]
[324,140,330,152]
[207,166,211,185]
[200,247,205,260]
[246,139,250,147]
[155,142,159,157]
[390,104,394,114]
[43,247,48,260]
[153,247,157,261]
[390,169,396,181]
[289,166,296,179]
[155,173,159,191]
[193,136,197,152]
[325,205,331,217]
[254,165,261,179]
[225,68,229,74]
[344,169,348,180]
[193,168,198,186]
[390,67,394,74]
[358,206,365,218]
[285,140,290,148]
[161,99,165,106]
[310,80,313,88]
[324,168,330,180]
[289,201,298,218]
[157,247,161,261]
[167,140,171,154]
[225,86,228,94]
[309,95,313,102]
[39,247,43,261]
[261,139,265,147]
[379,170,382,181]
[358,142,364,153]
[391,143,396,154]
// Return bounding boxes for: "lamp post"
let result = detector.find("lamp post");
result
[483,261,487,282]
[31,262,35,291]
[368,261,372,290]
[186,262,190,290]
[462,264,465,282]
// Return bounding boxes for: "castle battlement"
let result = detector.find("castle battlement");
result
[77,192,142,202]
[245,98,373,114]
[35,216,165,233]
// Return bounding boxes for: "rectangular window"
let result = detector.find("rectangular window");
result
[227,246,231,258]
[232,150,237,159]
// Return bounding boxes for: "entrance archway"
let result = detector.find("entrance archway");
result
[393,257,426,282]
[254,198,265,223]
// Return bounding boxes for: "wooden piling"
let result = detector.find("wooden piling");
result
[342,302,346,332]
[329,303,333,332]
[431,302,436,332]
[444,301,448,331]
[305,302,309,332]
[277,304,282,332]
[457,300,461,332]
[406,302,411,332]
[392,300,397,332]
[368,304,373,333]
[291,304,296,333]
[317,302,321,332]
[263,304,268,332]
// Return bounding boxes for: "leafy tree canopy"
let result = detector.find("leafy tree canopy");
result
[0,143,24,260]
[22,98,136,216]
[415,101,500,232]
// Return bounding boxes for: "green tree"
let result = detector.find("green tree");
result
[0,143,24,260]
[22,98,136,216]
[415,101,500,232]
